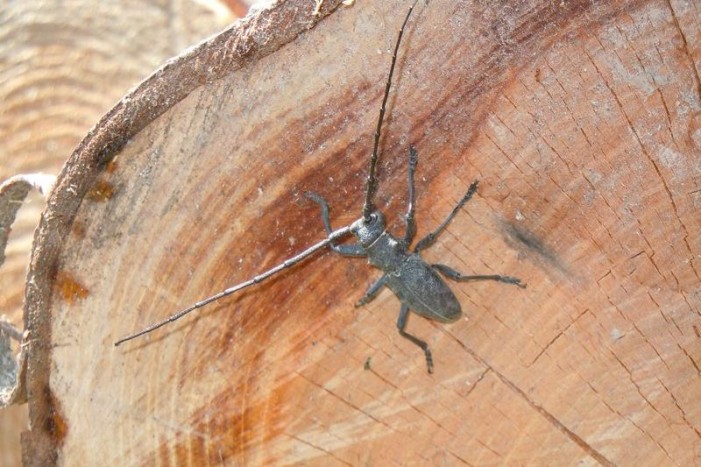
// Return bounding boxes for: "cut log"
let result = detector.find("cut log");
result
[0,1,236,465]
[22,0,701,465]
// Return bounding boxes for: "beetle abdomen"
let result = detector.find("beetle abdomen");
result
[385,254,462,323]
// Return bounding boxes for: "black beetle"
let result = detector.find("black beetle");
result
[116,1,525,373]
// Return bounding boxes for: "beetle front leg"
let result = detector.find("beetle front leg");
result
[414,180,479,253]
[432,263,526,288]
[306,192,366,257]
[355,274,388,307]
[397,304,433,374]
[403,145,418,246]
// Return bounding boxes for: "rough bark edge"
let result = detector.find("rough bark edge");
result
[20,0,345,465]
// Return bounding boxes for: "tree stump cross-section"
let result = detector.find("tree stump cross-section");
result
[20,0,701,464]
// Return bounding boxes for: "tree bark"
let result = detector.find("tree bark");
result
[22,0,701,464]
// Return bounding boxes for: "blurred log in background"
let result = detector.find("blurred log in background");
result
[0,1,250,465]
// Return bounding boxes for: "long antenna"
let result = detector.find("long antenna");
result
[362,0,418,221]
[115,225,352,346]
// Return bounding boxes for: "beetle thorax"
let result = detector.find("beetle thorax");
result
[350,210,386,247]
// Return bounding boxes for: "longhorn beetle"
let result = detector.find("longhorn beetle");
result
[115,1,525,373]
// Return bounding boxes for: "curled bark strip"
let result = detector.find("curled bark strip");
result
[0,174,56,267]
[0,322,26,407]
[0,174,55,408]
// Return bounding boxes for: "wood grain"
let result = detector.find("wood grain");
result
[22,0,701,464]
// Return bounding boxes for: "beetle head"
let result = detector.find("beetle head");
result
[350,210,385,247]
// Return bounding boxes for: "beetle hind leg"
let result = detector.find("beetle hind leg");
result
[397,304,433,374]
[432,263,526,288]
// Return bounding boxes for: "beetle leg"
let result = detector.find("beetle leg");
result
[355,274,388,307]
[306,192,367,257]
[432,263,526,288]
[403,145,418,246]
[397,304,433,374]
[414,180,479,253]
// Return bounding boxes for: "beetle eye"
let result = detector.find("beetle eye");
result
[370,213,377,223]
